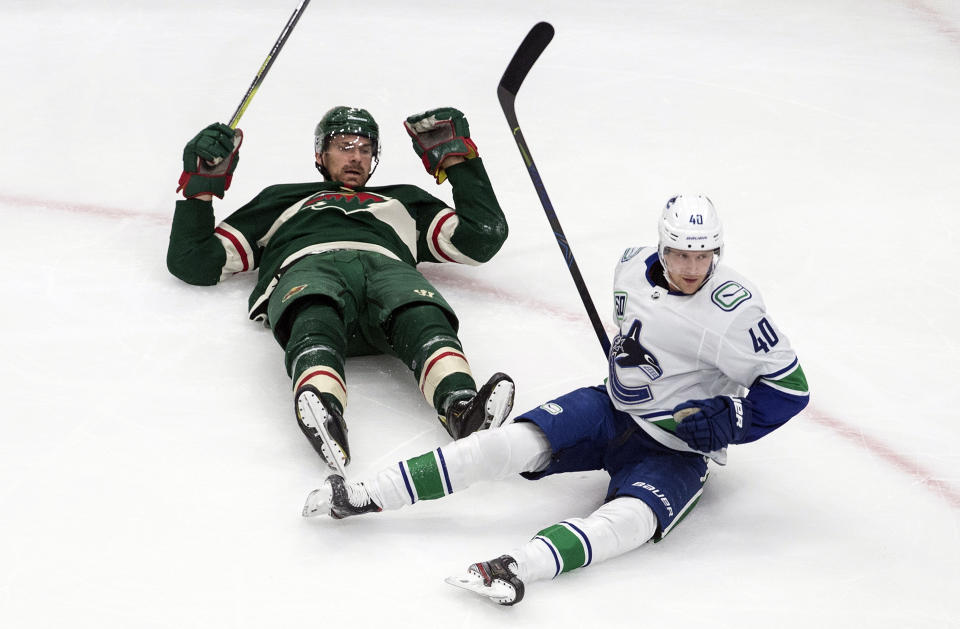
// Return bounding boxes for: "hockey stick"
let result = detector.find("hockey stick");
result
[227,0,312,129]
[498,22,611,356]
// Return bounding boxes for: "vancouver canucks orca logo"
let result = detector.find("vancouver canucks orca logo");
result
[608,319,661,405]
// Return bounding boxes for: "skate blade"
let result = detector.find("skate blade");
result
[319,443,348,478]
[296,391,348,477]
[484,380,516,430]
[302,487,330,518]
[444,573,516,604]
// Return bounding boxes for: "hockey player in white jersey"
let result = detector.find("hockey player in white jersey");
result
[302,194,809,606]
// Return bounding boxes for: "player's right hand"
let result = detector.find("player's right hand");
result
[672,395,753,452]
[177,123,243,199]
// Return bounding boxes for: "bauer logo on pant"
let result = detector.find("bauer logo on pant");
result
[631,481,674,517]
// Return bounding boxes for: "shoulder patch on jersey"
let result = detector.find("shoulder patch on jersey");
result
[614,291,628,321]
[711,281,752,311]
[621,247,643,263]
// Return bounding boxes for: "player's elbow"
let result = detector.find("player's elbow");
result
[467,219,509,263]
[166,250,219,286]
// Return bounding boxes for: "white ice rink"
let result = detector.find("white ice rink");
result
[1,1,958,627]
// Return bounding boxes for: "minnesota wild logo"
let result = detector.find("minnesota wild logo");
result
[282,284,308,303]
[302,191,385,210]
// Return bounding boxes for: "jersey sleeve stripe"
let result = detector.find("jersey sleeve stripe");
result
[428,211,457,262]
[760,378,810,397]
[760,363,809,395]
[427,210,482,266]
[762,357,799,380]
[214,223,254,277]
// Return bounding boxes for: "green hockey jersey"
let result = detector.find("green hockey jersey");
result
[167,158,506,323]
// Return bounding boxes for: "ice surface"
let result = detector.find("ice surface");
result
[1,1,958,627]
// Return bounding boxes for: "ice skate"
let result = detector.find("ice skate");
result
[442,372,515,439]
[302,474,382,519]
[444,555,525,606]
[295,386,349,476]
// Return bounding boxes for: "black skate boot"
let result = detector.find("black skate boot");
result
[442,373,515,439]
[295,385,349,476]
[445,555,525,605]
[302,474,382,519]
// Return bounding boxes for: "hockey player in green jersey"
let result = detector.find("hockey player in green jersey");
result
[166,106,515,475]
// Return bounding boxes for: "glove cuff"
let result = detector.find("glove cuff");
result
[178,127,243,198]
[427,137,479,184]
[177,171,231,199]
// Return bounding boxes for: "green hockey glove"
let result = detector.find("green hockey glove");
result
[177,122,243,199]
[404,107,478,184]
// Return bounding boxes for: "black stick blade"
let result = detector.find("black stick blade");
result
[499,22,555,97]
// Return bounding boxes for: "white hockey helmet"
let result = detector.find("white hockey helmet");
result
[658,194,723,281]
[658,194,723,256]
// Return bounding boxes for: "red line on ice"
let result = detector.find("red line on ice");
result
[804,405,960,509]
[0,192,168,224]
[902,0,960,49]
[6,192,958,510]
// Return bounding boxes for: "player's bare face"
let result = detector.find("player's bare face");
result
[318,134,374,188]
[663,249,715,294]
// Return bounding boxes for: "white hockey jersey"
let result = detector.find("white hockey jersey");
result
[606,247,807,462]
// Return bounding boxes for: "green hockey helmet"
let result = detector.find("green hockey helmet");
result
[314,106,380,155]
[314,106,380,181]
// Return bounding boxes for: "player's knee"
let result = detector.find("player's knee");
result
[388,304,462,368]
[594,497,658,545]
[388,303,457,338]
[281,298,346,375]
[277,296,342,348]
[467,422,552,477]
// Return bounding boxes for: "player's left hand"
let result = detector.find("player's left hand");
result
[404,107,478,184]
[672,396,752,452]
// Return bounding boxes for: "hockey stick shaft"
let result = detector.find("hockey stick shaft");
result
[498,22,611,357]
[227,0,312,129]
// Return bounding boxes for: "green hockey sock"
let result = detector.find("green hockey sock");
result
[533,523,590,574]
[398,450,452,502]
